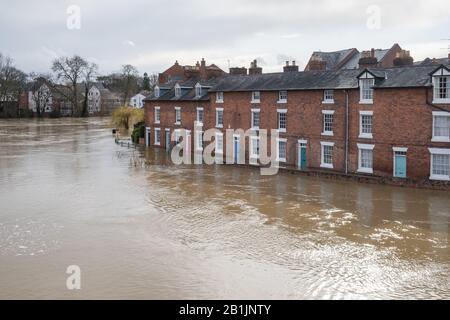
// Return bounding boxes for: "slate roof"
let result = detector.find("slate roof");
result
[144,79,218,102]
[308,49,357,71]
[209,64,450,92]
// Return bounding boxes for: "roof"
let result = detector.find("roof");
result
[209,64,450,92]
[144,79,219,102]
[307,48,357,71]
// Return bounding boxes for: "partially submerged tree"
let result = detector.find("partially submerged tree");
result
[81,62,98,117]
[120,64,139,106]
[0,53,26,113]
[112,106,144,131]
[28,73,53,117]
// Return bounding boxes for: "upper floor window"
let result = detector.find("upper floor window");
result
[433,76,450,102]
[432,111,450,142]
[174,84,181,98]
[359,78,374,103]
[175,107,181,124]
[196,107,204,124]
[251,91,260,103]
[323,90,334,103]
[195,83,202,98]
[277,109,287,132]
[359,111,373,139]
[216,108,224,128]
[216,91,224,103]
[278,91,288,103]
[154,86,160,98]
[322,110,334,136]
[154,106,160,123]
[251,109,260,129]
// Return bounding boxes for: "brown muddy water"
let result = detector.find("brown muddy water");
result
[0,118,449,299]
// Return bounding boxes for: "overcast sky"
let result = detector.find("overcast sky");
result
[1,0,449,76]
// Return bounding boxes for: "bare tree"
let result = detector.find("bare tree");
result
[0,53,26,114]
[81,62,98,117]
[120,64,139,106]
[28,73,53,117]
[51,55,88,116]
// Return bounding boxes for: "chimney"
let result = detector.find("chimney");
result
[229,67,248,75]
[283,60,299,72]
[201,58,206,68]
[359,49,379,69]
[393,50,414,67]
[196,61,200,68]
[175,60,179,66]
[248,59,262,75]
[448,52,450,59]
[308,54,326,71]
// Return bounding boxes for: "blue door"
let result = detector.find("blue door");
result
[234,137,239,163]
[301,147,307,169]
[394,154,406,178]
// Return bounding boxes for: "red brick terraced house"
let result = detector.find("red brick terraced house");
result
[144,62,450,187]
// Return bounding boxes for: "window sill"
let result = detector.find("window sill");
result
[322,100,334,104]
[251,100,261,104]
[216,124,223,128]
[276,158,286,163]
[359,134,373,139]
[431,137,450,143]
[358,168,373,174]
[430,174,450,181]
[155,142,161,146]
[195,122,203,127]
[432,99,450,104]
[154,121,160,124]
[277,128,286,133]
[277,100,287,104]
[216,100,224,104]
[321,132,334,136]
[359,100,373,105]
[250,155,260,160]
[251,126,259,130]
[174,122,181,126]
[320,163,333,169]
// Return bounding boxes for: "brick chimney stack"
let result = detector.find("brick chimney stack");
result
[201,58,206,68]
[283,60,299,72]
[359,49,379,69]
[248,59,263,75]
[308,54,327,71]
[393,50,414,67]
[229,67,248,75]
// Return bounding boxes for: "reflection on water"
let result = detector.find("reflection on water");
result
[0,118,449,299]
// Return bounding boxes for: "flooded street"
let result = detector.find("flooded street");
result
[0,118,449,299]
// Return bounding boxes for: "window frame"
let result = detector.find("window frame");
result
[322,110,335,136]
[174,84,181,98]
[320,141,334,169]
[154,86,160,98]
[276,138,287,162]
[432,111,450,142]
[215,132,224,154]
[251,91,261,103]
[174,106,181,125]
[277,109,287,133]
[359,75,375,104]
[432,73,450,103]
[250,136,260,159]
[154,128,161,145]
[278,90,288,103]
[154,106,160,124]
[323,90,334,104]
[216,91,224,103]
[429,148,450,181]
[359,110,373,139]
[196,107,204,125]
[251,108,260,129]
[216,108,224,128]
[357,143,375,174]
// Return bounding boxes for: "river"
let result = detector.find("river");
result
[0,118,448,299]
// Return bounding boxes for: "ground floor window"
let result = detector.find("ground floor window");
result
[250,136,260,159]
[196,131,203,151]
[357,143,375,174]
[276,138,287,162]
[155,128,161,145]
[320,142,334,168]
[215,132,223,153]
[429,148,450,181]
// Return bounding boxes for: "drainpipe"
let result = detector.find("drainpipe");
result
[345,90,349,175]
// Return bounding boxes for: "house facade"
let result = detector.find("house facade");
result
[87,83,122,115]
[144,62,450,187]
[130,93,147,108]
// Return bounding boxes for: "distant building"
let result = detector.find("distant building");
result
[87,83,122,115]
[158,58,226,84]
[130,92,147,108]
[304,43,404,71]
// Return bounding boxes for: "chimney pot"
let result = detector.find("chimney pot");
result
[292,60,296,66]
[286,61,289,66]
[371,48,375,58]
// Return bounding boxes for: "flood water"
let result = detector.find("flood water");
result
[0,118,449,299]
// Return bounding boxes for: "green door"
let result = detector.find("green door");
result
[301,147,307,169]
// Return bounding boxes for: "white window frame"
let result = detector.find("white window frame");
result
[429,148,450,181]
[154,86,160,98]
[216,91,224,103]
[154,106,160,124]
[359,110,373,139]
[359,73,375,104]
[323,90,334,104]
[320,141,334,169]
[154,128,161,145]
[251,91,261,103]
[431,111,450,142]
[432,68,450,103]
[215,132,224,154]
[196,107,204,126]
[322,110,334,136]
[251,108,260,129]
[276,138,287,162]
[277,109,287,133]
[278,91,288,103]
[174,84,181,98]
[195,83,202,98]
[196,130,203,151]
[174,106,181,125]
[357,143,375,174]
[250,136,260,159]
[216,108,224,128]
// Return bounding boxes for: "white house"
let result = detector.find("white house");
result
[130,93,146,108]
[88,85,101,114]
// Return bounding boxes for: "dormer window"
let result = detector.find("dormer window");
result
[195,83,202,98]
[278,91,287,103]
[216,91,224,103]
[432,67,450,103]
[323,90,334,103]
[154,86,160,98]
[251,91,260,103]
[174,84,181,98]
[358,71,375,104]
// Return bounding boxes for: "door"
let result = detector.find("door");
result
[145,127,151,147]
[394,153,407,178]
[165,130,171,150]
[233,136,240,164]
[298,142,307,170]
